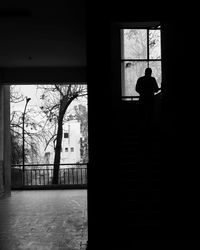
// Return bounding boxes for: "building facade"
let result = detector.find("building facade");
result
[44,120,81,166]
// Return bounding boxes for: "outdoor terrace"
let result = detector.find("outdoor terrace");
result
[0,190,87,250]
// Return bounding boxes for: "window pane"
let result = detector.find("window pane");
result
[64,132,69,138]
[149,61,162,88]
[149,30,161,59]
[122,29,147,59]
[121,61,148,96]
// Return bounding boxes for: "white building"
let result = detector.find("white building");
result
[44,120,81,165]
[61,120,81,163]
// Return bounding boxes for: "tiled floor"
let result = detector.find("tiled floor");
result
[0,190,87,250]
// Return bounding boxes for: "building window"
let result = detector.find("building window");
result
[70,147,74,152]
[64,132,69,138]
[65,148,68,152]
[121,26,162,100]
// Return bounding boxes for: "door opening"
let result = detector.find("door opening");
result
[9,83,88,249]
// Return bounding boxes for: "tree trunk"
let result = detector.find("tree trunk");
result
[52,114,64,184]
[52,95,77,184]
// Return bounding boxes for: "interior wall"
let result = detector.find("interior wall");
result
[0,67,87,84]
[0,1,86,68]
[86,0,200,242]
[160,19,200,238]
[0,85,11,197]
[0,86,4,196]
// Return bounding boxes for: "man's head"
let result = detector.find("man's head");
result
[145,67,152,76]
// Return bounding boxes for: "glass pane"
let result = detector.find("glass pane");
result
[121,61,148,96]
[149,61,162,88]
[149,30,161,59]
[122,29,147,59]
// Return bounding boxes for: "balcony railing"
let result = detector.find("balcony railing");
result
[11,163,87,189]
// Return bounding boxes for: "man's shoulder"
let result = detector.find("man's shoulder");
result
[137,76,145,82]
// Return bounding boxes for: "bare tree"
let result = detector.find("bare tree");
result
[74,104,88,163]
[38,84,87,184]
[10,86,43,164]
[10,85,25,102]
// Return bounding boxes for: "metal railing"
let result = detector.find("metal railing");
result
[11,163,87,188]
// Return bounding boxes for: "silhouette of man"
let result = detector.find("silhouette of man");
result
[135,67,159,127]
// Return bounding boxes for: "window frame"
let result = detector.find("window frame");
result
[120,26,162,101]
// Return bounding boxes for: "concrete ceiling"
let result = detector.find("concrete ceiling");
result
[0,1,86,67]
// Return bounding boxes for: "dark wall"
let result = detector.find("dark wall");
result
[161,19,200,239]
[0,1,86,68]
[0,67,86,83]
[86,0,200,245]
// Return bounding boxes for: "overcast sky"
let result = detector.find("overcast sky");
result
[11,85,87,113]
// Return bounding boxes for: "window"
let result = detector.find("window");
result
[70,147,74,152]
[45,152,50,157]
[121,27,162,100]
[65,148,68,152]
[64,132,69,138]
